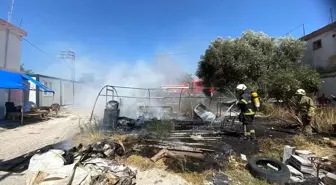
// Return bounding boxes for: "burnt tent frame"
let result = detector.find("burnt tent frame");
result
[89,85,237,122]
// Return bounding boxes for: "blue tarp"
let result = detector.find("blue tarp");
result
[0,69,54,93]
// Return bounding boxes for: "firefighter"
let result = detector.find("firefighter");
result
[236,84,257,140]
[295,89,315,136]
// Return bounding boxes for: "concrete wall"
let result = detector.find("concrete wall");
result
[62,80,74,105]
[0,24,24,119]
[27,75,80,107]
[38,76,61,107]
[302,28,336,71]
[0,27,22,71]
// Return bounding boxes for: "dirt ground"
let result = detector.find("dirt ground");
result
[0,110,82,185]
[0,108,192,185]
[0,106,331,185]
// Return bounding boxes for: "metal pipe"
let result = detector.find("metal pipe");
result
[89,85,118,122]
[21,89,24,124]
[107,85,230,91]
[178,89,184,112]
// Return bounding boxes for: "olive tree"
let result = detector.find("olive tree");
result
[20,63,34,75]
[196,30,320,101]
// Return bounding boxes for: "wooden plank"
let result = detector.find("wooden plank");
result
[144,139,209,146]
[151,149,205,162]
[146,144,215,153]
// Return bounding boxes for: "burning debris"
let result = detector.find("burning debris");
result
[76,84,335,185]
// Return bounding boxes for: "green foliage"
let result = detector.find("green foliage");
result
[196,30,320,101]
[20,63,34,75]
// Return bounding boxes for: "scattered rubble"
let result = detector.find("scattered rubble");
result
[288,155,315,174]
[324,172,336,185]
[287,165,304,182]
[206,172,232,185]
[26,140,136,185]
[283,145,296,163]
[279,145,336,184]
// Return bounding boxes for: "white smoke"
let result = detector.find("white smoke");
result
[72,55,188,118]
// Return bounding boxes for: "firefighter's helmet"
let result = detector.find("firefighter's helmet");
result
[296,89,306,96]
[236,84,247,91]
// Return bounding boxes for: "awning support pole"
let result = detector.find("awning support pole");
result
[21,89,24,124]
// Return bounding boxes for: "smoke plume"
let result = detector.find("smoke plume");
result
[73,55,188,118]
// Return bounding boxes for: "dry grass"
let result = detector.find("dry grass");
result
[73,131,107,146]
[313,108,336,133]
[121,154,212,185]
[258,136,336,163]
[113,134,132,142]
[178,171,212,185]
[122,155,158,170]
[225,169,271,185]
[260,103,296,123]
[261,102,336,133]
[292,135,336,162]
[258,138,289,160]
[224,156,272,185]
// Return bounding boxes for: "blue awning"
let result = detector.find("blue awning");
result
[0,69,54,93]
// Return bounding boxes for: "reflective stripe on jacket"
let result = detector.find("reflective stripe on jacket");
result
[237,92,256,116]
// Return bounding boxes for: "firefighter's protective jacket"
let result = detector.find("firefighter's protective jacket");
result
[237,92,256,116]
[297,95,315,117]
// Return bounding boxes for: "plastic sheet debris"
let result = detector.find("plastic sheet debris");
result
[287,165,304,182]
[26,143,136,185]
[194,104,216,122]
[206,172,232,185]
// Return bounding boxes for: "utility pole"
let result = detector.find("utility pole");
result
[59,49,76,105]
[7,0,15,23]
[330,8,334,23]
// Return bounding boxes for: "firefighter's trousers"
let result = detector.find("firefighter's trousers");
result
[240,114,256,139]
[301,114,313,136]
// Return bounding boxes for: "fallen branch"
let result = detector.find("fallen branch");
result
[150,149,205,162]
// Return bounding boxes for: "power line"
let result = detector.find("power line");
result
[23,37,193,59]
[22,37,55,58]
[283,24,305,37]
[153,52,191,57]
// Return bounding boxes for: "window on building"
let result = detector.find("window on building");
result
[313,39,322,51]
[43,81,53,96]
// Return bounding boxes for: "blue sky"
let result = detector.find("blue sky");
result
[0,0,334,80]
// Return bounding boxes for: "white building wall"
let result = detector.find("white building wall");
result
[0,20,26,119]
[39,77,61,107]
[28,77,37,103]
[303,28,336,70]
[62,81,74,105]
[27,75,80,107]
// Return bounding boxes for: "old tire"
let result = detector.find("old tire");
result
[248,156,290,184]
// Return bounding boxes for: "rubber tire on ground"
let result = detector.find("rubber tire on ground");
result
[248,156,290,185]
